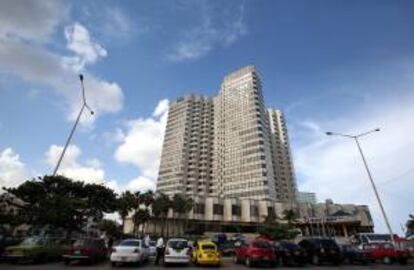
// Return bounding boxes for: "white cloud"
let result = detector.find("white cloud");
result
[293,81,414,235]
[126,176,156,192]
[153,99,169,117]
[168,2,246,61]
[45,144,105,184]
[0,2,123,125]
[114,99,169,189]
[0,0,69,41]
[0,148,29,189]
[64,22,107,71]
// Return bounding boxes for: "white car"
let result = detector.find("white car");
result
[164,238,191,265]
[148,240,157,258]
[110,239,149,266]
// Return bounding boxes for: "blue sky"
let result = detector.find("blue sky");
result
[1,0,414,234]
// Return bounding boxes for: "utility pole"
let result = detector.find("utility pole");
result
[53,74,94,175]
[326,128,395,244]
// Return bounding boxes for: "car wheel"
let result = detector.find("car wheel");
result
[312,254,320,265]
[63,259,70,265]
[245,257,252,267]
[399,258,407,265]
[111,262,117,267]
[383,256,392,264]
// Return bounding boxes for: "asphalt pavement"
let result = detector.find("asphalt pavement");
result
[0,258,413,270]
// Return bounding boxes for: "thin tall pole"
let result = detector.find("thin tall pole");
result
[53,74,93,176]
[326,128,395,245]
[53,104,85,175]
[354,137,395,244]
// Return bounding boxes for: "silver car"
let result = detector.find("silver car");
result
[110,239,149,266]
[164,238,191,265]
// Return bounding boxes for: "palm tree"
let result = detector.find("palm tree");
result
[182,196,194,235]
[140,190,154,235]
[152,193,171,237]
[117,191,135,230]
[282,209,298,226]
[132,209,150,237]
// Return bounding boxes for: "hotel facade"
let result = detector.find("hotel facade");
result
[124,66,374,239]
[157,66,296,202]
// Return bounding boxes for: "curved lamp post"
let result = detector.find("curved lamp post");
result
[53,74,94,175]
[325,128,394,244]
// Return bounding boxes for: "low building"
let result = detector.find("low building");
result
[296,199,374,241]
[297,192,317,204]
[123,196,373,240]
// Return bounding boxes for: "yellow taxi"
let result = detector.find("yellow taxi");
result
[192,240,221,266]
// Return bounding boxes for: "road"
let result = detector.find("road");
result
[0,258,413,270]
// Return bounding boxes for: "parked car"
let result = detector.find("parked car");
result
[340,244,369,265]
[164,238,191,265]
[3,236,64,263]
[148,240,157,258]
[219,241,235,257]
[274,240,307,266]
[233,239,277,267]
[363,242,408,265]
[63,238,107,264]
[192,240,220,266]
[0,235,22,258]
[110,238,149,266]
[298,238,341,265]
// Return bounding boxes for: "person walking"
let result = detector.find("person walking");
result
[154,236,164,265]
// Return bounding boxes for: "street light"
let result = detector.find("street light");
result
[52,74,94,175]
[325,128,395,244]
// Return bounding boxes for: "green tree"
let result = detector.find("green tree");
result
[152,193,171,237]
[182,196,194,234]
[3,175,117,238]
[282,209,298,225]
[140,190,154,235]
[132,209,150,237]
[259,209,299,240]
[99,219,122,239]
[117,191,135,230]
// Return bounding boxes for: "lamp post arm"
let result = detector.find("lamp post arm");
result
[356,128,380,138]
[354,137,395,244]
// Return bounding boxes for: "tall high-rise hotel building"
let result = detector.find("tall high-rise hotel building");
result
[157,66,297,203]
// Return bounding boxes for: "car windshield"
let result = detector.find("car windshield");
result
[281,242,298,249]
[20,237,43,246]
[253,241,272,249]
[119,240,141,247]
[73,239,94,247]
[366,234,392,242]
[382,243,394,249]
[320,240,338,248]
[149,241,156,247]
[201,244,216,250]
[168,240,188,249]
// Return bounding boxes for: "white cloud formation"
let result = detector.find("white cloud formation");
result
[0,148,29,189]
[126,176,156,192]
[64,22,107,71]
[114,99,169,190]
[292,77,414,235]
[0,2,123,125]
[0,0,69,41]
[45,144,105,184]
[169,2,246,61]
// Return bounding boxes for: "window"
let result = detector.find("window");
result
[213,204,223,215]
[195,203,205,214]
[250,205,259,216]
[232,205,241,216]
